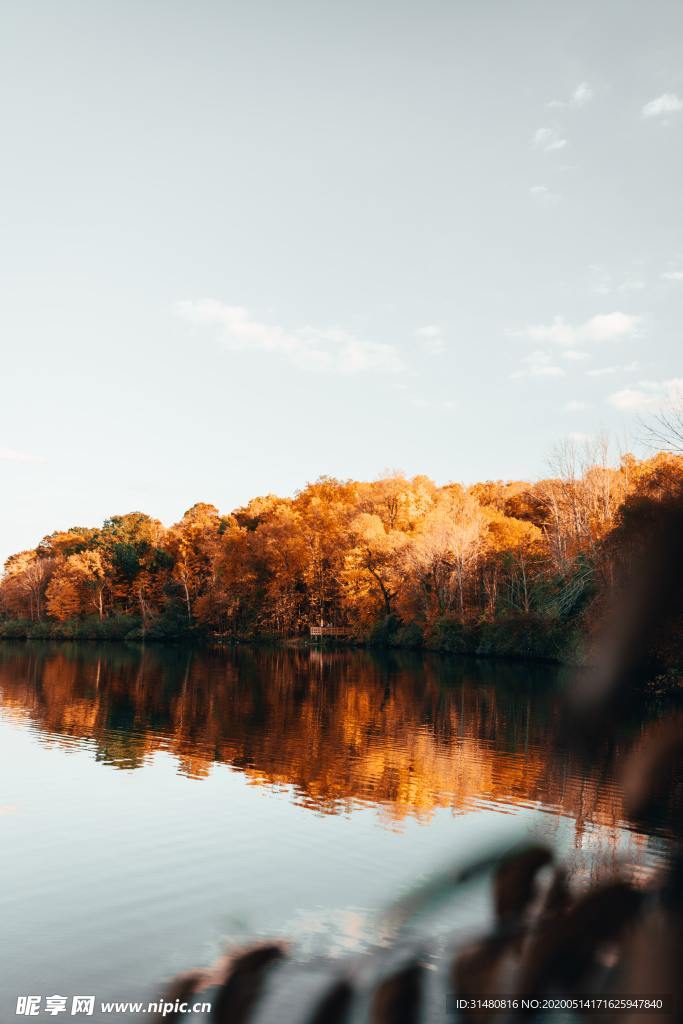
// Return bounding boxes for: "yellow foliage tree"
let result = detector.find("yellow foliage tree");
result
[45,551,109,621]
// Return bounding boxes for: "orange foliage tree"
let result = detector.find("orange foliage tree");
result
[0,452,681,644]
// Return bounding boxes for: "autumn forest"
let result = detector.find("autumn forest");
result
[1,447,682,669]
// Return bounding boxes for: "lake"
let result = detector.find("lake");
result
[0,643,668,1019]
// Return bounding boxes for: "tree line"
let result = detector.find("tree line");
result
[1,446,681,663]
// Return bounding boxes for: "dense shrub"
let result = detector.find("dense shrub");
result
[142,612,193,640]
[424,617,470,654]
[0,614,143,641]
[476,613,577,661]
[0,618,34,639]
[367,615,424,649]
[393,621,424,649]
[367,614,402,646]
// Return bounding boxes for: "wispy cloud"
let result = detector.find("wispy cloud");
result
[562,349,590,361]
[618,276,645,292]
[512,311,640,347]
[415,325,446,354]
[641,93,683,118]
[176,300,405,374]
[588,264,611,295]
[529,184,559,206]
[586,366,618,377]
[0,447,41,463]
[564,399,587,412]
[589,264,646,295]
[510,349,565,379]
[609,390,651,411]
[533,127,568,152]
[572,82,593,107]
[662,270,683,281]
[608,377,683,411]
[585,358,638,378]
[548,82,593,109]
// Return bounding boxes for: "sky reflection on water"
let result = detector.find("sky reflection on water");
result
[0,644,668,1019]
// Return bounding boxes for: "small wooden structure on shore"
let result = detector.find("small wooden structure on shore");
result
[309,625,352,639]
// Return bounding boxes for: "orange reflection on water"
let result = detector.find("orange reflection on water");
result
[0,643,650,836]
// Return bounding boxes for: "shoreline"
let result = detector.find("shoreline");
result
[2,632,679,692]
[0,608,584,666]
[0,625,576,667]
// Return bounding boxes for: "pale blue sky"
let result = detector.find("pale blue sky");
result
[1,0,682,563]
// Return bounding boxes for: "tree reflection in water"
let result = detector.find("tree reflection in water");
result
[0,643,658,839]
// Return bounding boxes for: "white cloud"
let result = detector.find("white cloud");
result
[533,128,568,152]
[608,377,683,411]
[415,325,446,354]
[564,399,586,412]
[510,349,565,379]
[548,82,593,109]
[581,311,640,341]
[562,349,590,361]
[176,300,405,374]
[572,82,593,107]
[0,447,41,463]
[642,93,683,118]
[513,311,640,347]
[609,388,654,411]
[662,270,683,281]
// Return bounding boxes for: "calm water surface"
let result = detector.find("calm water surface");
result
[0,644,668,1018]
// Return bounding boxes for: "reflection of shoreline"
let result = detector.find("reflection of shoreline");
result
[0,644,646,834]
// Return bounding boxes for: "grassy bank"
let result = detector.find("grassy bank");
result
[367,611,582,663]
[0,610,582,663]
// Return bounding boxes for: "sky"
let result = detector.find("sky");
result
[1,0,682,564]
